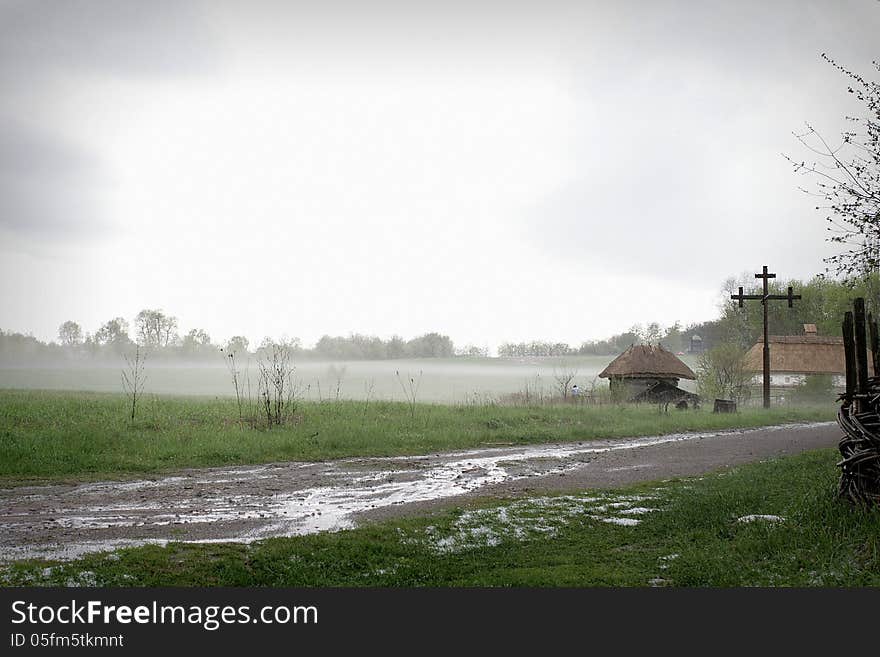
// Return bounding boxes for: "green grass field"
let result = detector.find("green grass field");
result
[0,390,834,484]
[3,449,877,587]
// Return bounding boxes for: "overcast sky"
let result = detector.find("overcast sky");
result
[1,0,878,352]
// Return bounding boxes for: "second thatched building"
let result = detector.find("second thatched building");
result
[743,324,872,388]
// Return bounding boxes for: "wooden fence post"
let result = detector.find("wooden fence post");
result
[869,311,879,377]
[854,298,870,410]
[843,310,856,406]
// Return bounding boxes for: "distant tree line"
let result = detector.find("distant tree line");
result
[0,309,458,365]
[310,332,454,360]
[497,341,576,358]
[3,273,874,366]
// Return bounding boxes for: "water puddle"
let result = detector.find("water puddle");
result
[0,422,831,561]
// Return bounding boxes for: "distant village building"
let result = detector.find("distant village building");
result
[599,344,700,407]
[743,324,872,388]
[688,334,704,354]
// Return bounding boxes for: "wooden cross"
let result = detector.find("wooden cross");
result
[730,265,801,408]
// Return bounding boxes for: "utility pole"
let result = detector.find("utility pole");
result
[730,265,801,408]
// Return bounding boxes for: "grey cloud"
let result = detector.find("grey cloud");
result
[0,122,108,238]
[0,176,105,237]
[0,123,95,178]
[0,0,218,242]
[0,0,218,80]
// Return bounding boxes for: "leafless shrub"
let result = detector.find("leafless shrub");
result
[553,361,579,400]
[257,342,299,427]
[121,345,147,422]
[396,369,423,418]
[361,378,376,424]
[220,346,246,426]
[327,364,346,401]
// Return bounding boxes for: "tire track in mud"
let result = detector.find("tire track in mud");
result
[0,422,837,562]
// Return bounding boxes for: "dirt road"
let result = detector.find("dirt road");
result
[0,421,838,562]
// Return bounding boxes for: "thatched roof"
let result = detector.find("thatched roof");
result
[744,335,874,375]
[598,344,696,380]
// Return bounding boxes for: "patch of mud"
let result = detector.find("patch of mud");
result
[0,422,833,561]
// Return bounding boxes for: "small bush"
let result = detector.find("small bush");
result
[791,374,834,404]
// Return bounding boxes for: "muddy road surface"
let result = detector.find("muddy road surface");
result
[0,422,838,562]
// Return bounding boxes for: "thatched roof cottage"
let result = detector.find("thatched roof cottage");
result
[599,344,699,406]
[743,325,873,387]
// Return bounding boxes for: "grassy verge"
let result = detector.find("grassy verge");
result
[3,449,878,586]
[0,389,834,484]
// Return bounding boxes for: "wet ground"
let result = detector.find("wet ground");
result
[0,422,837,562]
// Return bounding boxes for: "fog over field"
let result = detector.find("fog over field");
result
[0,355,703,403]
